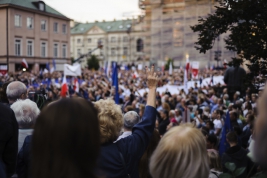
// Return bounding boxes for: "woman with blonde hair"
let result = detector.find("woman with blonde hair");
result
[95,66,158,178]
[207,150,222,178]
[149,124,209,178]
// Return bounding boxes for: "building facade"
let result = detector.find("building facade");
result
[0,0,71,72]
[71,19,146,67]
[139,0,235,68]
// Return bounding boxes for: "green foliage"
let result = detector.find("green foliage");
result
[164,58,173,70]
[191,0,267,91]
[87,55,100,70]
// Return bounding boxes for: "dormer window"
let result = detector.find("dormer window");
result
[39,3,44,11]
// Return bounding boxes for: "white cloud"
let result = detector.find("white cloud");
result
[44,0,141,22]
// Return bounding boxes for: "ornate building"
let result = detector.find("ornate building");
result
[139,0,235,68]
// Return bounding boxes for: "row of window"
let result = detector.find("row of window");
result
[76,37,129,44]
[15,15,67,34]
[15,39,67,58]
[77,47,128,56]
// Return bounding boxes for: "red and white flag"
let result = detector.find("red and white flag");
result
[191,61,199,79]
[73,78,79,93]
[60,75,68,98]
[185,58,190,73]
[21,58,28,68]
[133,71,139,79]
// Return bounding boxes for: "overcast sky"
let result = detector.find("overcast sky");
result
[45,0,141,22]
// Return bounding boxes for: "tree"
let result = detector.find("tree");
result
[165,58,174,70]
[191,0,267,91]
[87,55,100,70]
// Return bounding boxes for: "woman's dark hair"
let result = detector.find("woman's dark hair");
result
[139,129,161,178]
[31,98,100,178]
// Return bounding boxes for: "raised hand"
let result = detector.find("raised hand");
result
[146,65,158,90]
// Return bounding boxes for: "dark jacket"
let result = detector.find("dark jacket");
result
[0,160,6,178]
[16,135,32,178]
[0,103,18,178]
[158,118,170,136]
[96,106,156,178]
[224,66,246,90]
[222,145,254,178]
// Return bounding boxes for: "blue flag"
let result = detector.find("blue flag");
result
[219,111,233,156]
[112,62,119,104]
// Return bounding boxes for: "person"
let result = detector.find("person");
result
[158,109,170,136]
[0,103,18,178]
[116,111,141,142]
[212,110,223,137]
[207,134,218,150]
[241,114,254,149]
[138,129,160,178]
[0,160,6,178]
[224,65,246,100]
[149,124,209,178]
[10,99,40,151]
[94,66,158,178]
[207,150,222,178]
[221,131,254,178]
[6,81,27,105]
[31,98,100,178]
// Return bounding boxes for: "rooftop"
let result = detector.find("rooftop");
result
[71,19,133,34]
[0,0,69,19]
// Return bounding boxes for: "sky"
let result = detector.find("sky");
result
[45,0,142,22]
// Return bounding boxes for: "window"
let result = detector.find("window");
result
[62,44,67,58]
[77,39,81,43]
[15,15,21,27]
[41,20,46,31]
[39,3,45,11]
[54,43,58,57]
[27,40,34,56]
[62,24,67,34]
[123,47,128,55]
[137,38,144,52]
[54,22,58,32]
[41,42,47,57]
[111,37,116,43]
[123,36,128,42]
[111,48,116,56]
[27,17,33,29]
[15,39,22,56]
[88,38,92,43]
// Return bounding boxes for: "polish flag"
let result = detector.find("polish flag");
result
[185,58,190,73]
[73,78,79,93]
[21,58,28,68]
[60,75,68,97]
[133,71,139,79]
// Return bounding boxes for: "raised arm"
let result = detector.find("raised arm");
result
[146,65,158,108]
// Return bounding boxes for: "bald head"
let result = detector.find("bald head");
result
[6,81,27,104]
[123,111,140,130]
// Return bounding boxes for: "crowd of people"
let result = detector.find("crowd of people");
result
[0,64,266,178]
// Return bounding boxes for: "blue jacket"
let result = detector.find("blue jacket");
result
[96,106,156,178]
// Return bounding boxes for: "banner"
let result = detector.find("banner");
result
[64,64,81,76]
[0,65,7,75]
[191,61,199,79]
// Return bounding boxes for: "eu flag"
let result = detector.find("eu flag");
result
[112,62,119,104]
[219,111,233,156]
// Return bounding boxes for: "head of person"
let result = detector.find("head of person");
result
[31,98,100,178]
[94,98,123,144]
[245,114,254,125]
[123,111,140,131]
[11,99,40,129]
[6,81,27,104]
[207,150,222,171]
[0,81,11,103]
[149,124,209,178]
[212,110,220,120]
[159,109,168,120]
[206,120,214,131]
[206,134,217,150]
[230,111,238,122]
[226,131,238,146]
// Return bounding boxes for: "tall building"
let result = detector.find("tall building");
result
[0,0,71,72]
[70,19,146,67]
[139,0,235,68]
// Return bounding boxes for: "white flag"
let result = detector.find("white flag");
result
[169,62,173,75]
[64,64,81,76]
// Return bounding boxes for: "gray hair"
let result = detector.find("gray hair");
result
[6,81,27,101]
[11,99,40,128]
[123,111,140,129]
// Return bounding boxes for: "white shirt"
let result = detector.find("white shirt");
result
[213,119,222,136]
[18,129,33,152]
[115,131,132,142]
